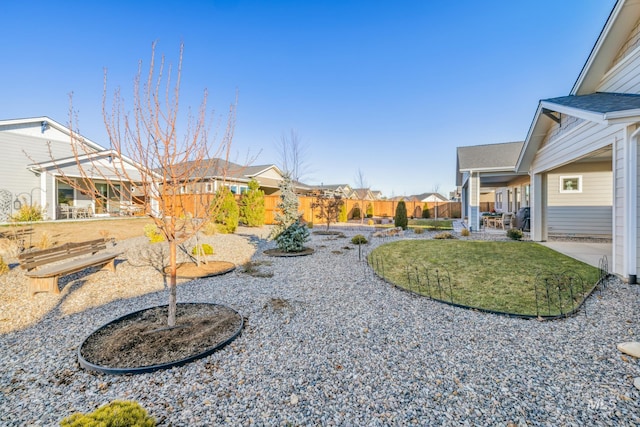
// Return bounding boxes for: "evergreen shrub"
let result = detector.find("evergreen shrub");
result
[212,187,239,234]
[276,221,309,252]
[394,201,408,230]
[60,400,155,427]
[239,179,265,227]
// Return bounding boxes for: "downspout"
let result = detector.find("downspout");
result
[627,127,640,284]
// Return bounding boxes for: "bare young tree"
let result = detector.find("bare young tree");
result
[432,184,441,220]
[311,194,344,231]
[46,42,235,327]
[277,129,310,184]
[353,168,369,224]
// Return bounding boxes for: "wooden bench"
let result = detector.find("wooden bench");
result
[18,239,119,296]
[0,227,34,252]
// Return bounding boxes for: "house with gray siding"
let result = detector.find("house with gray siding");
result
[0,116,144,222]
[458,0,640,282]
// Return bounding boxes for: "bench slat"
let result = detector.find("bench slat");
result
[25,252,119,278]
[19,239,107,271]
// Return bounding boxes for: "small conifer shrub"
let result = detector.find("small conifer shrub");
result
[60,400,155,427]
[366,203,374,218]
[351,234,368,245]
[192,243,214,256]
[239,178,265,227]
[212,187,239,234]
[0,257,9,275]
[338,203,348,223]
[143,224,165,243]
[394,201,408,230]
[276,220,310,252]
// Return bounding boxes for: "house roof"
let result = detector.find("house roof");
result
[572,0,640,95]
[0,116,106,152]
[543,92,640,115]
[517,0,640,172]
[412,192,448,202]
[457,141,524,171]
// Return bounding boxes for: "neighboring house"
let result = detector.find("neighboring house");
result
[371,190,384,200]
[307,184,353,198]
[171,159,285,196]
[0,116,145,222]
[412,192,449,203]
[457,0,640,282]
[350,188,375,201]
[456,141,528,229]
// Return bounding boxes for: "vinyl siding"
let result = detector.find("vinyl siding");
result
[547,162,612,207]
[0,122,100,220]
[547,206,612,236]
[532,121,623,174]
[600,44,640,94]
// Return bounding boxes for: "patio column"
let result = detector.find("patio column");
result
[530,172,547,241]
[468,171,481,231]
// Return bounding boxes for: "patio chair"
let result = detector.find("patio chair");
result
[58,204,71,220]
[500,213,513,229]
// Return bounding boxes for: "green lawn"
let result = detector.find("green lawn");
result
[368,240,600,317]
[375,219,453,230]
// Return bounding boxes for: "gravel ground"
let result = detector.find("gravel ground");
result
[1,226,640,426]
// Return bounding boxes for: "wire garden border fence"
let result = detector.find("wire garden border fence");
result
[367,252,611,320]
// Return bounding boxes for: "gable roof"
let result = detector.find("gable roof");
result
[518,0,640,172]
[572,0,640,95]
[412,192,448,202]
[457,141,524,172]
[0,116,105,152]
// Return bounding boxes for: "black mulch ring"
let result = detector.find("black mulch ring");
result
[263,247,315,257]
[78,303,243,375]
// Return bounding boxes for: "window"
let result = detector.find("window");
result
[560,176,582,193]
[205,183,214,193]
[57,180,74,205]
[524,185,530,206]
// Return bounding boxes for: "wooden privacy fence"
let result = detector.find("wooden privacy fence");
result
[163,193,463,224]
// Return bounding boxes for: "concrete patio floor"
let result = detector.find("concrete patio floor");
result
[539,240,612,270]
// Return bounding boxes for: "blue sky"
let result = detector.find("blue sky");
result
[1,1,616,197]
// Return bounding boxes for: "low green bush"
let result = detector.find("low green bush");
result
[507,228,524,240]
[60,400,155,427]
[351,234,368,245]
[11,201,45,222]
[192,243,214,256]
[143,224,165,243]
[0,257,9,275]
[434,231,455,240]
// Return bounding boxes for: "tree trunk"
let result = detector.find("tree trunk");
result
[168,241,177,327]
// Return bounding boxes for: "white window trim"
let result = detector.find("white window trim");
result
[559,175,582,193]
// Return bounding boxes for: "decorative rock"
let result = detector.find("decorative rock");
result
[290,394,299,405]
[617,342,640,358]
[634,378,640,391]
